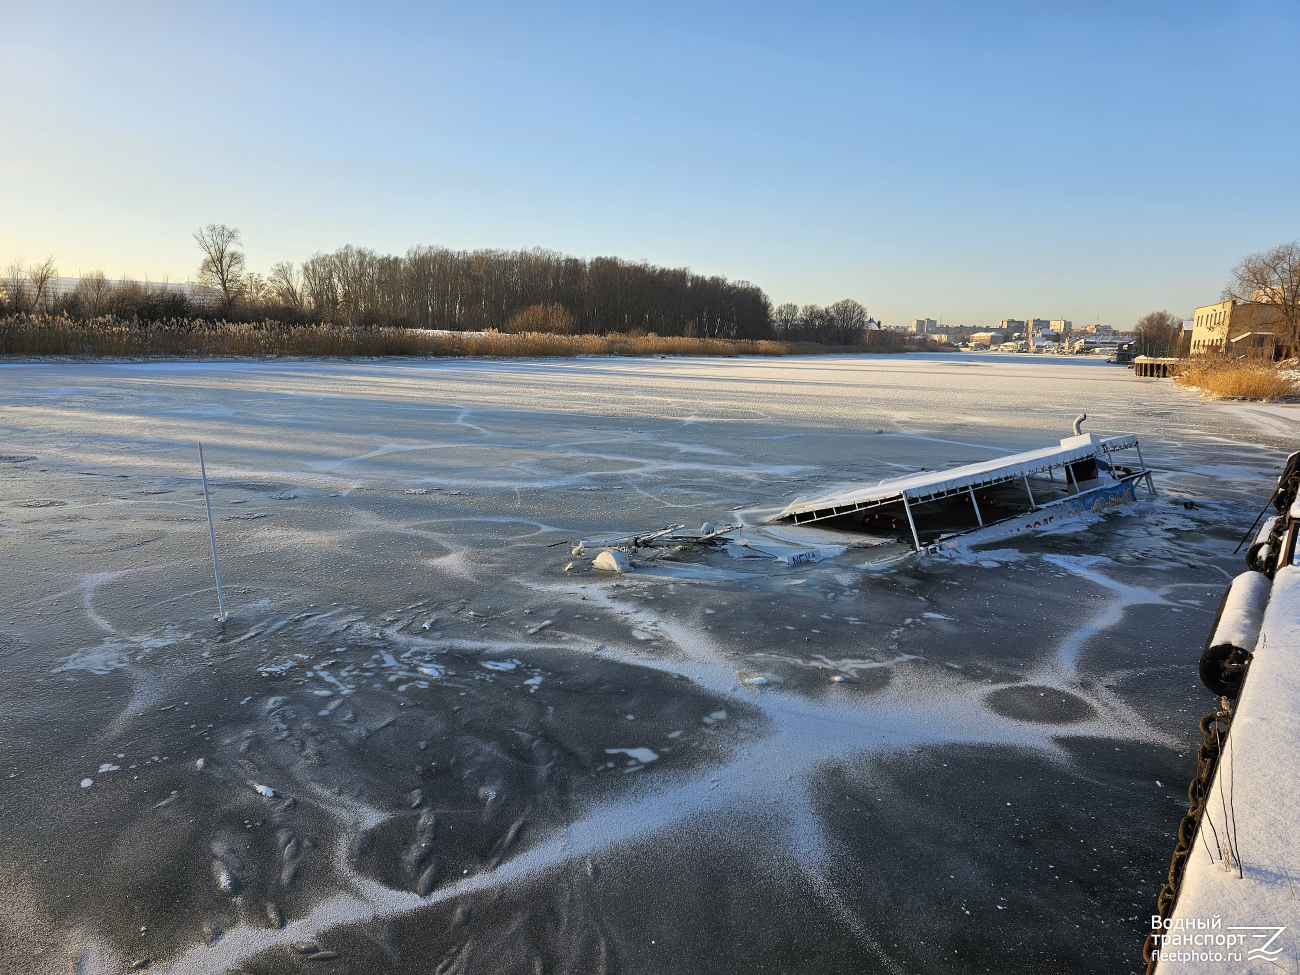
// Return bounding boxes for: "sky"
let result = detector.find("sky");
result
[1,1,1297,328]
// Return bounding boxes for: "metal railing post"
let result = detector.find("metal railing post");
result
[1135,443,1156,497]
[901,494,922,553]
[1065,462,1080,495]
[199,443,226,622]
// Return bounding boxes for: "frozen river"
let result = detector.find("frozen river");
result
[1,353,1295,974]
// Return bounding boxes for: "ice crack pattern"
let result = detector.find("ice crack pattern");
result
[2,355,1294,974]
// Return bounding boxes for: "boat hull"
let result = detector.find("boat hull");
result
[932,473,1143,553]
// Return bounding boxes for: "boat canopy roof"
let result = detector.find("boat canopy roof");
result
[777,433,1139,524]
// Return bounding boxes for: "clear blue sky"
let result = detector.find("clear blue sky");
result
[2,1,1297,328]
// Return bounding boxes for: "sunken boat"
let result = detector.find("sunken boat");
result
[773,416,1154,556]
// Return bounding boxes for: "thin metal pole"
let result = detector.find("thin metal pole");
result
[1134,443,1156,497]
[901,494,922,553]
[1234,488,1281,554]
[1065,462,1079,494]
[968,487,983,527]
[199,443,226,622]
[1022,474,1036,508]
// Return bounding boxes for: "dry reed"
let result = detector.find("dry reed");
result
[0,315,906,360]
[1174,355,1299,400]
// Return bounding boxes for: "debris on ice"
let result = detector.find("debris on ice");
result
[593,550,632,573]
[605,747,659,764]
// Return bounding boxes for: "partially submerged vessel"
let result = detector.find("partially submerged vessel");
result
[774,416,1154,555]
[569,417,1154,571]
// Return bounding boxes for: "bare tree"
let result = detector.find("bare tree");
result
[827,298,868,344]
[26,256,58,312]
[268,261,304,310]
[1223,241,1300,352]
[1134,310,1182,357]
[772,302,799,339]
[193,224,247,308]
[72,270,112,316]
[2,256,30,313]
[242,272,268,304]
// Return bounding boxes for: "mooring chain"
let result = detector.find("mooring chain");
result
[1142,705,1233,974]
[1145,453,1300,968]
[1254,455,1300,577]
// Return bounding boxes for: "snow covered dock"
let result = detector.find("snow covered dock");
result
[1150,455,1300,972]
[1152,562,1300,970]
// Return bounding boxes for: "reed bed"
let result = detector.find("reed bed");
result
[0,315,906,359]
[1174,355,1299,400]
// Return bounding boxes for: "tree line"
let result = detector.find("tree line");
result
[0,226,877,347]
[771,300,879,345]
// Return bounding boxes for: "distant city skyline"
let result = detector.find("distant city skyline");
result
[3,1,1297,328]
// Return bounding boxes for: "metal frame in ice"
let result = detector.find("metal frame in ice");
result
[776,434,1144,534]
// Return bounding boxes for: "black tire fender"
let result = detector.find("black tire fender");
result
[1246,540,1272,573]
[1199,643,1244,698]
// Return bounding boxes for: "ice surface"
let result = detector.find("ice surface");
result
[0,353,1295,974]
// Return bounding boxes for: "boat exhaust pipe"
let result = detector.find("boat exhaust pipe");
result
[1073,413,1087,436]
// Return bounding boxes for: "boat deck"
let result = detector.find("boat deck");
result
[774,432,1151,553]
[777,432,1141,525]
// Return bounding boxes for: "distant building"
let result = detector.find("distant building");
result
[999,319,1026,334]
[1050,319,1072,336]
[970,331,1004,347]
[1190,300,1286,356]
[1077,334,1122,350]
[910,318,938,334]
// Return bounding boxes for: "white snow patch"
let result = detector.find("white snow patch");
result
[605,747,658,764]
